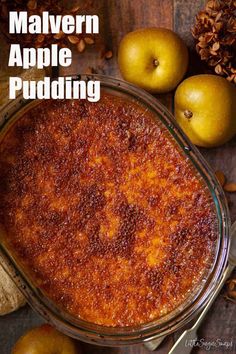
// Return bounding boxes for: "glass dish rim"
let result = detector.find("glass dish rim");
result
[0,74,230,346]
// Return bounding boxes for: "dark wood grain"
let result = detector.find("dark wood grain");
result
[0,0,235,353]
[174,1,236,353]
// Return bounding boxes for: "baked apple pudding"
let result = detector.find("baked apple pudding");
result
[0,93,217,327]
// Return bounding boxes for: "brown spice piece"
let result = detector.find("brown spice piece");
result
[104,50,113,59]
[36,34,45,43]
[27,0,37,10]
[68,35,79,44]
[223,183,236,193]
[77,39,85,53]
[226,278,236,300]
[70,5,80,13]
[215,170,226,186]
[53,31,64,40]
[192,0,236,83]
[84,36,95,45]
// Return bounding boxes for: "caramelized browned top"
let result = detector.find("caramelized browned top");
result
[0,94,217,327]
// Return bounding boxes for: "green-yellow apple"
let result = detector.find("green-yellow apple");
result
[174,74,236,147]
[12,324,80,354]
[118,27,188,93]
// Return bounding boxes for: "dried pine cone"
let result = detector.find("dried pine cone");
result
[192,0,236,83]
[0,0,96,53]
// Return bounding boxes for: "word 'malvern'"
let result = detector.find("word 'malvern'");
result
[9,11,99,34]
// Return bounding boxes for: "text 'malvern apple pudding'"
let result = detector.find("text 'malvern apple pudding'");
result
[0,93,217,327]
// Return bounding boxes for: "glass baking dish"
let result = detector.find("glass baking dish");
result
[0,75,230,346]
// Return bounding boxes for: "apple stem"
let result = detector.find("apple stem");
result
[153,59,159,67]
[184,110,193,119]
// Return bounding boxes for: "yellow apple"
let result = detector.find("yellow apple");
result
[174,74,236,147]
[118,28,188,93]
[12,324,80,354]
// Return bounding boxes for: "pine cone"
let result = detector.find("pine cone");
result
[192,0,236,84]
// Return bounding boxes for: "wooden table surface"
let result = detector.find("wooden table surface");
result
[0,1,236,353]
